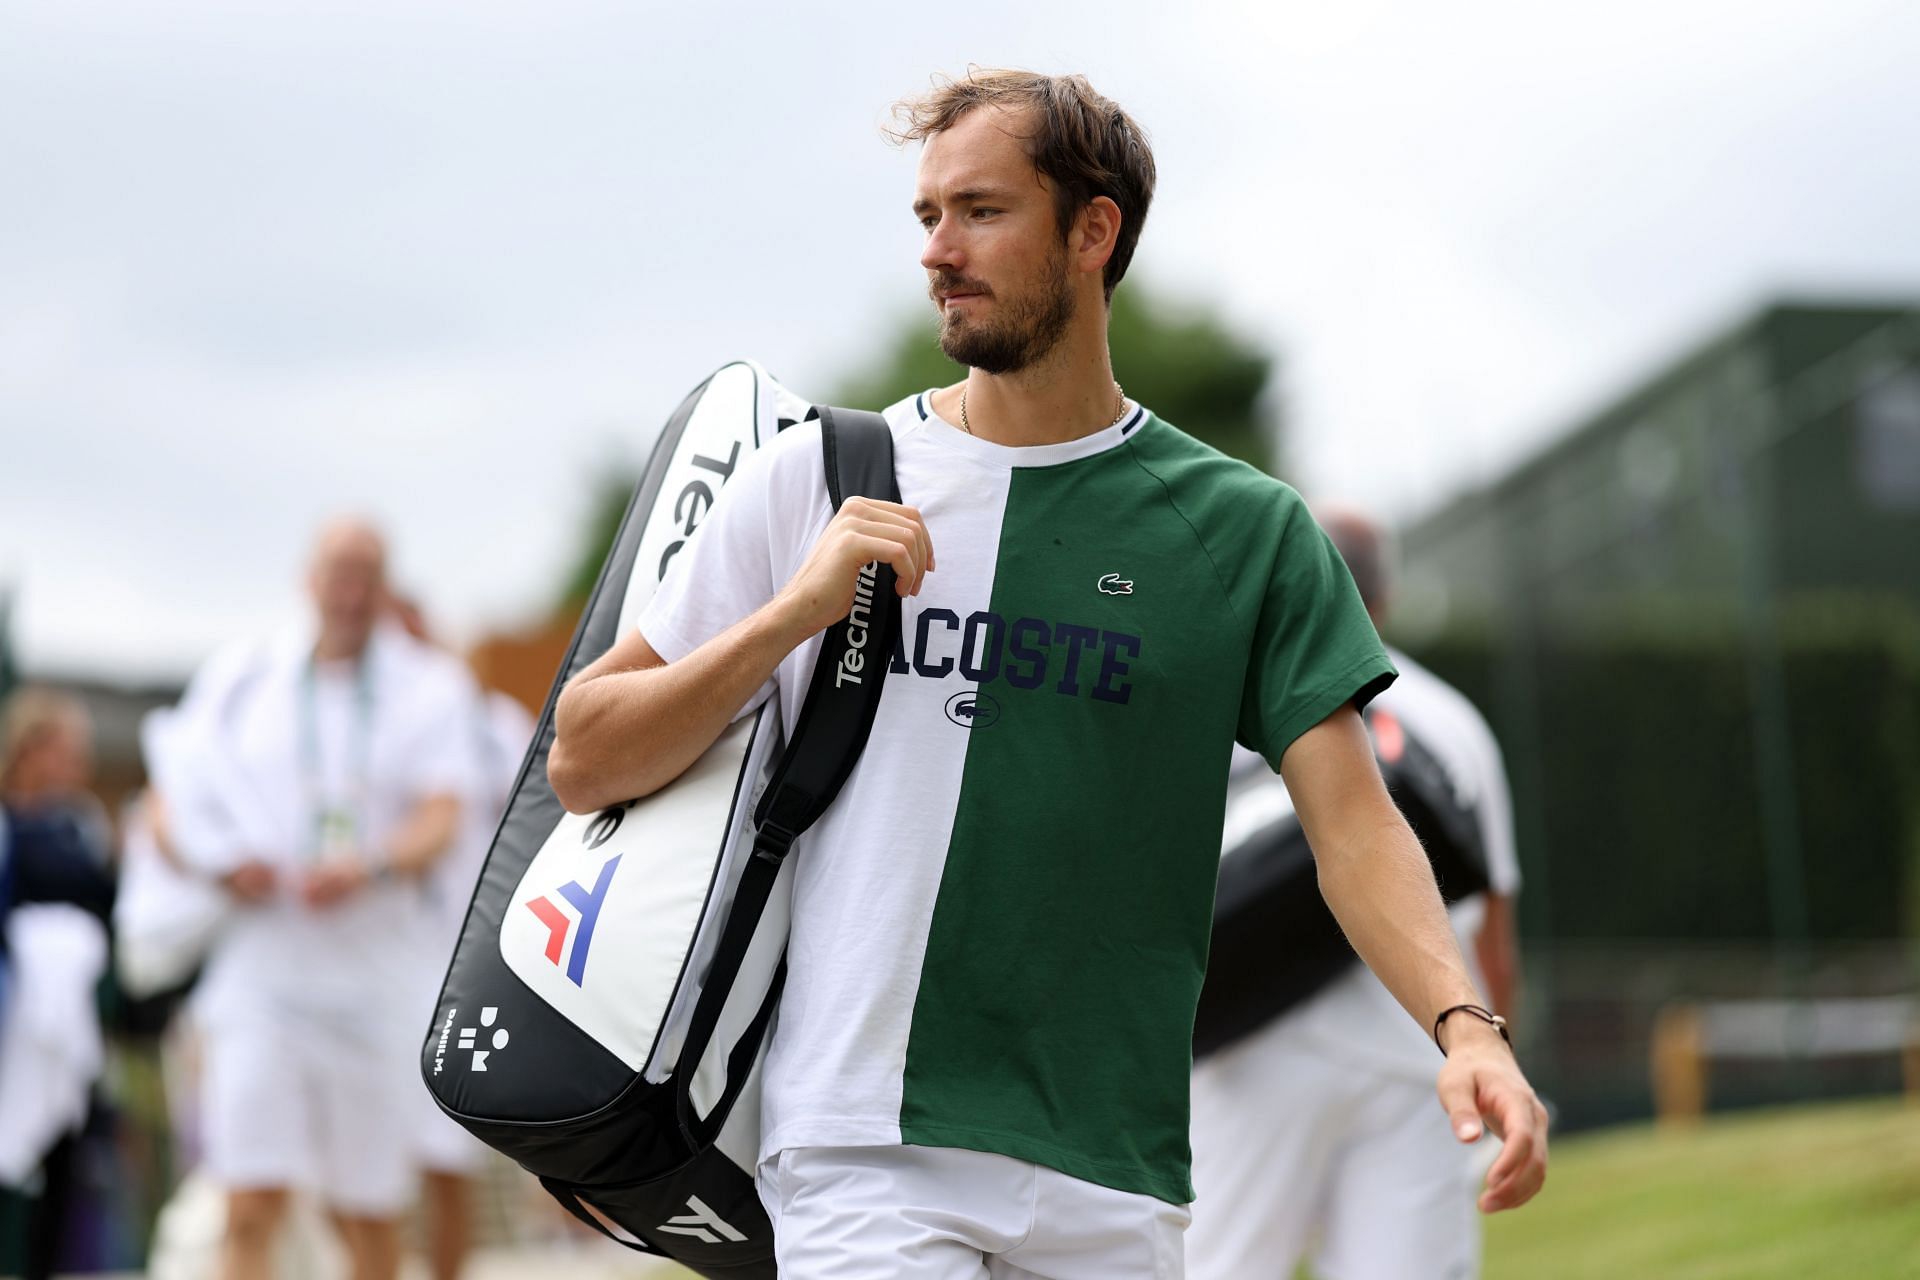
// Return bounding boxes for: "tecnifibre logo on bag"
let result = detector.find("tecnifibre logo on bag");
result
[524,854,622,986]
[659,1196,747,1246]
[504,718,763,1072]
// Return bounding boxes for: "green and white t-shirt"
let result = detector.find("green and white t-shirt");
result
[638,391,1393,1205]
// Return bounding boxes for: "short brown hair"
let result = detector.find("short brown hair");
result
[1,686,87,787]
[890,69,1156,302]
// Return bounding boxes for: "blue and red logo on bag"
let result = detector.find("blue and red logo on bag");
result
[524,854,621,986]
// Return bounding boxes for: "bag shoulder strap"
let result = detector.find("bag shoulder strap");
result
[671,406,901,1141]
[752,406,901,845]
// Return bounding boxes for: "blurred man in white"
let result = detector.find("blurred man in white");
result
[161,520,478,1280]
[1187,509,1522,1280]
[389,593,535,1280]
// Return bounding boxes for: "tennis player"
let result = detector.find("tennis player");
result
[549,69,1547,1278]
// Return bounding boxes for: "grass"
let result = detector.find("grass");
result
[606,1098,1920,1279]
[1482,1098,1920,1280]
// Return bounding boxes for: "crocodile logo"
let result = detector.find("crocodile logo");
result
[944,690,1002,729]
[1097,573,1134,596]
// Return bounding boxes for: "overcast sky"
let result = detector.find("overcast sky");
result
[5,0,1917,683]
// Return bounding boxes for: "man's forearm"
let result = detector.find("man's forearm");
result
[1286,713,1547,1206]
[548,599,806,813]
[1283,708,1485,1041]
[549,495,935,814]
[1315,804,1483,1038]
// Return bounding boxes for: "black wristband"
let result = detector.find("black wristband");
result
[1434,1003,1511,1056]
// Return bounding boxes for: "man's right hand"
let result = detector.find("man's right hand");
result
[219,858,277,903]
[551,498,933,814]
[769,497,934,641]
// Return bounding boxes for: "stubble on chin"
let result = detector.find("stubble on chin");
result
[933,263,1074,377]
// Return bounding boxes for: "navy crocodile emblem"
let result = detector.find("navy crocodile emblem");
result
[944,690,1003,729]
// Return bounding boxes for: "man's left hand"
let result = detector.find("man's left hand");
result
[1435,1020,1549,1213]
[302,856,373,908]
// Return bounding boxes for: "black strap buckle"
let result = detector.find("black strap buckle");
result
[752,821,798,865]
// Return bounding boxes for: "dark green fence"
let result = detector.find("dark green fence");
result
[1409,600,1920,944]
[1403,601,1920,1128]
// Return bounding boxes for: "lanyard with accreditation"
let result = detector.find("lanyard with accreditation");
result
[297,656,375,865]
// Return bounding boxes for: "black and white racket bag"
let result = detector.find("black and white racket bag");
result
[1193,705,1492,1058]
[421,360,902,1277]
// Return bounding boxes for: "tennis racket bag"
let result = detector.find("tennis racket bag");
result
[421,360,902,1277]
[1193,704,1491,1058]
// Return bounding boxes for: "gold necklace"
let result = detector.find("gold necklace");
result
[960,382,1128,437]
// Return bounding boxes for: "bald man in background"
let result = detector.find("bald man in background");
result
[159,520,480,1280]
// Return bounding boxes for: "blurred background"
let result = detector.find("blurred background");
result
[3,1,1917,1277]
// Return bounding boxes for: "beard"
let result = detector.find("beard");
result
[930,247,1076,376]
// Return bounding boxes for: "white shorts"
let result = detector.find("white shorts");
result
[200,1007,419,1217]
[759,1145,1189,1279]
[1188,1024,1481,1280]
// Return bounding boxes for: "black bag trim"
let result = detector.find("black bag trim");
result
[540,1178,662,1255]
[542,1177,778,1272]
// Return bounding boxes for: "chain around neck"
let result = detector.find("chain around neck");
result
[960,381,1128,438]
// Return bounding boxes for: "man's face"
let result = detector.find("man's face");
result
[914,106,1076,376]
[44,717,93,795]
[307,529,386,656]
[18,715,92,799]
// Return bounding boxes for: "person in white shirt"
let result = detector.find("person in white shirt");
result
[1188,508,1523,1280]
[160,520,478,1280]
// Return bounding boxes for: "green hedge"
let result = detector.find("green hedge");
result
[1405,599,1920,943]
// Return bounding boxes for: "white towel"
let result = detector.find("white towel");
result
[147,631,307,879]
[112,794,231,1000]
[0,905,109,1186]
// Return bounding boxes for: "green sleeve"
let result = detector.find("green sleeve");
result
[1237,498,1397,770]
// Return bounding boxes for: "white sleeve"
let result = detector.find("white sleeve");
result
[636,421,831,717]
[377,640,486,802]
[166,638,267,743]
